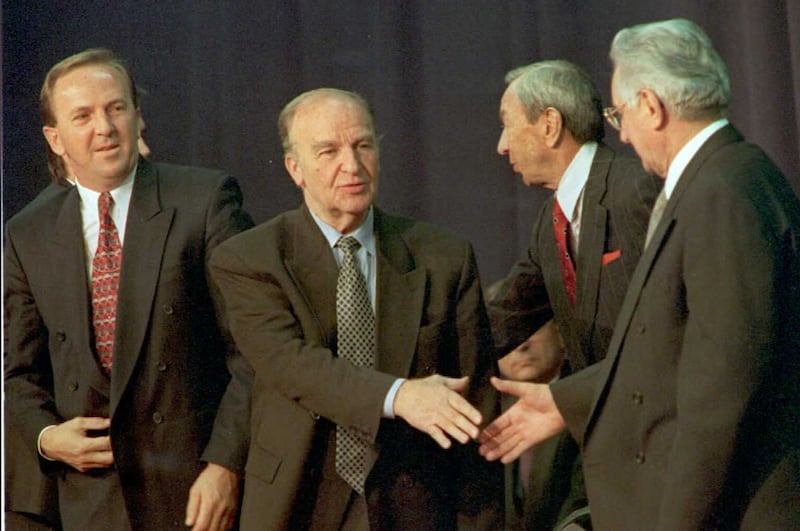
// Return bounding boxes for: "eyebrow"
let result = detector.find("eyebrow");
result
[311,134,375,151]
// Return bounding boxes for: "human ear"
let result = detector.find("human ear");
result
[285,155,305,188]
[42,126,66,156]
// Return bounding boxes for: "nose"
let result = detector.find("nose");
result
[497,128,508,156]
[95,110,115,136]
[341,147,360,174]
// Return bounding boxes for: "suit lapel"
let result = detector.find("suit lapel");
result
[582,126,742,441]
[50,189,110,397]
[110,160,174,414]
[284,206,339,346]
[574,145,614,360]
[373,210,426,377]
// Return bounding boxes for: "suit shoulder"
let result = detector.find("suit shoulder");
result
[5,185,71,238]
[214,207,300,255]
[151,162,232,188]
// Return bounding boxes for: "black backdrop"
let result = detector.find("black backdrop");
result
[4,1,799,284]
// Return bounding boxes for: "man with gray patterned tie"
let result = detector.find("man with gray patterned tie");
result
[209,88,503,530]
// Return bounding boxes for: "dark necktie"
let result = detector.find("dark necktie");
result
[92,192,123,374]
[645,188,668,248]
[335,236,375,495]
[553,198,576,306]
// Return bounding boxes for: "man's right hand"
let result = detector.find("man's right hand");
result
[39,416,114,472]
[393,375,482,449]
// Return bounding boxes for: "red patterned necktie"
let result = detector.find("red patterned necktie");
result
[92,192,122,374]
[553,198,576,306]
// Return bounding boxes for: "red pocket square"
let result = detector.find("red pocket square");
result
[601,249,622,266]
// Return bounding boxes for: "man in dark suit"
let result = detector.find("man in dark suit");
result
[488,60,660,530]
[4,48,253,530]
[4,103,155,531]
[209,88,503,530]
[480,19,800,530]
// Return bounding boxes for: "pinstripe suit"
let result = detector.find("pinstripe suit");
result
[488,143,660,529]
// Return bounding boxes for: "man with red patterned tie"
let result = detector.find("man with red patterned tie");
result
[4,48,253,530]
[488,60,660,530]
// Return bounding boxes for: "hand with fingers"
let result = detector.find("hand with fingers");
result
[478,377,566,463]
[393,375,483,449]
[185,463,241,531]
[39,416,114,472]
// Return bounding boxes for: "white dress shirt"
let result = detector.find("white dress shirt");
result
[555,141,598,255]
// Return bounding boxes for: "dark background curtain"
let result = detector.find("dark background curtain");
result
[4,1,799,285]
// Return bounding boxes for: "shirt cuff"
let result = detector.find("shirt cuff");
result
[382,378,406,418]
[37,425,58,461]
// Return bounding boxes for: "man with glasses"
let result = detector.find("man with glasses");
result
[481,19,800,530]
[488,59,659,529]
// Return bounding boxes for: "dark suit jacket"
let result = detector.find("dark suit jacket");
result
[488,143,660,529]
[4,181,71,530]
[553,125,800,530]
[209,205,503,530]
[489,143,660,372]
[4,159,254,530]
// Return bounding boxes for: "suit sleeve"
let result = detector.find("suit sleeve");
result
[487,207,555,355]
[3,225,64,452]
[199,176,255,473]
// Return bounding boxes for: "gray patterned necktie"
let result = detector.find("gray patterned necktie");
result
[334,236,375,495]
[645,188,668,247]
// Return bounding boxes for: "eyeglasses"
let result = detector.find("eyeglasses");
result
[603,103,626,131]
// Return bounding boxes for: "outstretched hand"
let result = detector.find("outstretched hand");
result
[393,375,482,449]
[478,377,566,463]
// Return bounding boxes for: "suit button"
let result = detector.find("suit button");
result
[636,325,646,334]
[634,451,645,464]
[162,304,174,315]
[56,331,67,342]
[68,381,79,391]
[632,391,643,405]
[156,361,167,372]
[152,412,164,424]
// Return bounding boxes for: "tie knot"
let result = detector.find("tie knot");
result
[98,192,114,216]
[336,236,361,256]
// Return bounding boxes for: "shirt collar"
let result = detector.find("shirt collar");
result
[309,206,376,255]
[74,164,137,208]
[556,141,597,222]
[664,119,728,198]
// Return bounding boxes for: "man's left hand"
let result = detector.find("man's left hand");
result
[184,462,240,531]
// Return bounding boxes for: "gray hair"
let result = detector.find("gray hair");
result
[278,88,375,154]
[505,60,604,143]
[610,18,730,121]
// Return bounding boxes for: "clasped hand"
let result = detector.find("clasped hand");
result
[393,374,482,449]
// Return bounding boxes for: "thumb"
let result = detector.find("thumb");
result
[442,375,470,392]
[185,487,200,527]
[490,376,529,398]
[79,417,111,431]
